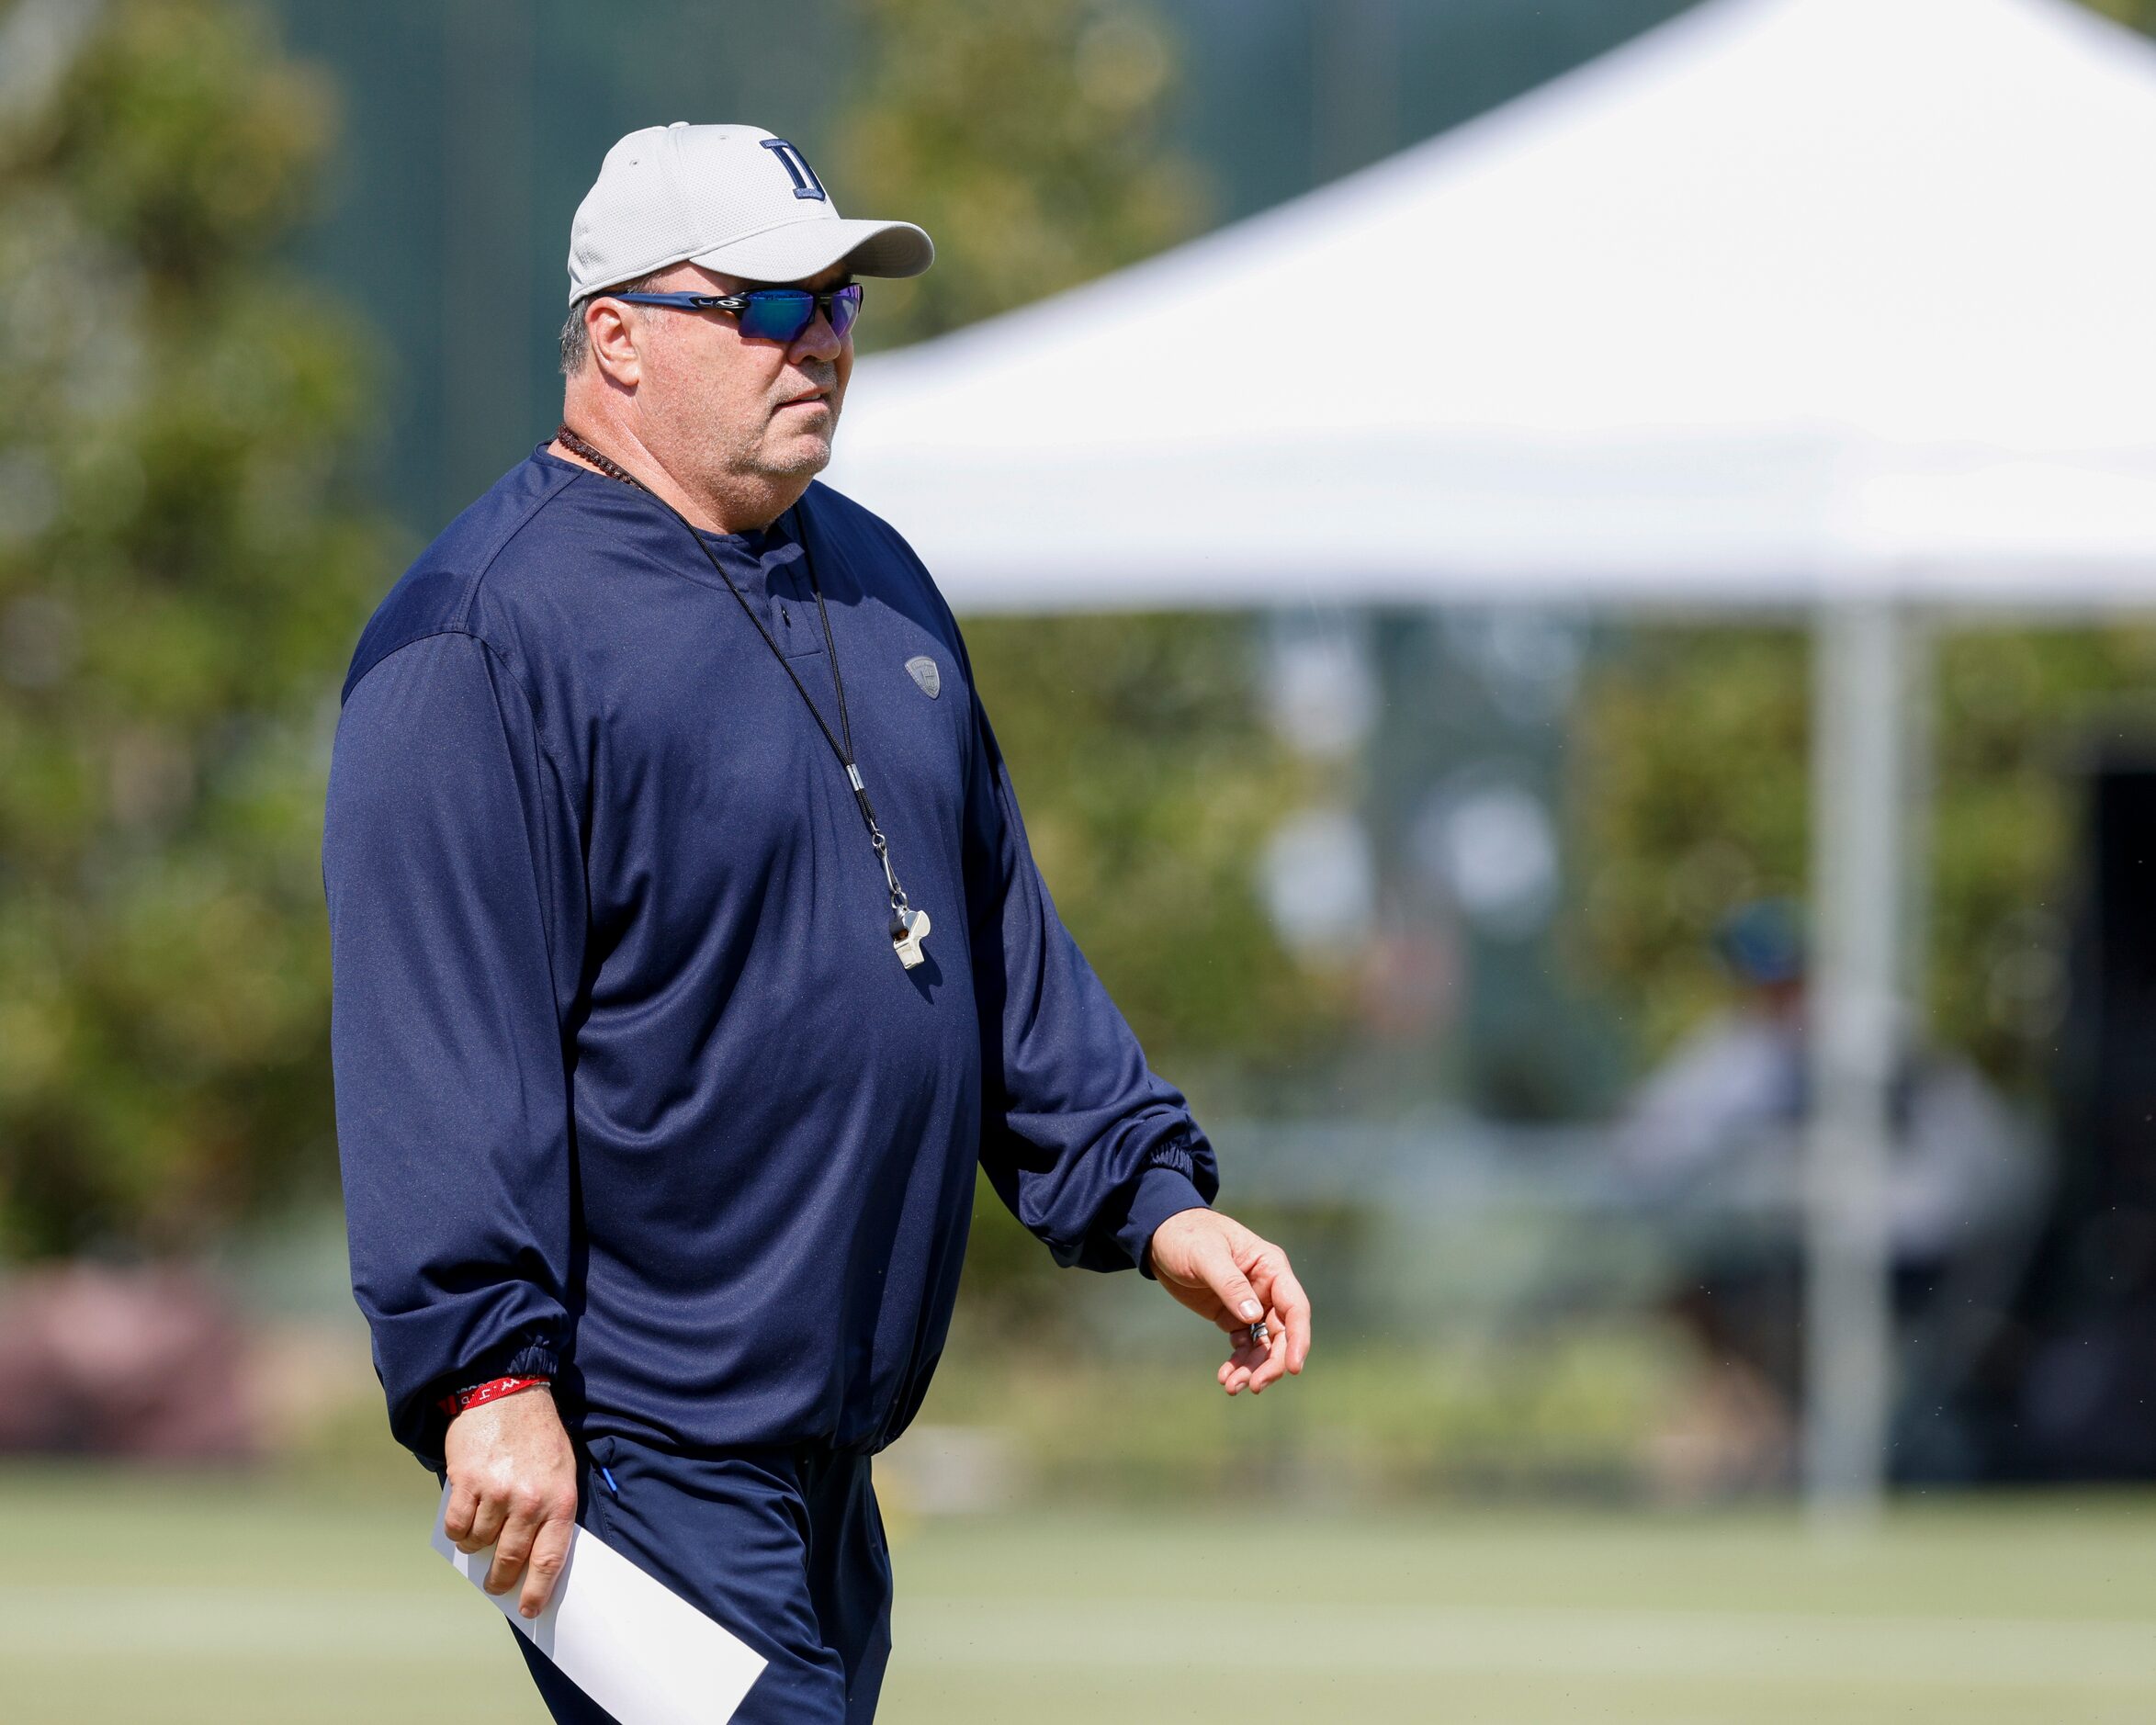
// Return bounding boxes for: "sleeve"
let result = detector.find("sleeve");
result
[322,629,585,1467]
[960,673,1220,1277]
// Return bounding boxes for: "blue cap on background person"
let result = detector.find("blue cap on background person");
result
[567,121,934,301]
[1713,898,1805,987]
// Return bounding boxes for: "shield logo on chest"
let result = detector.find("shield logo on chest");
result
[905,655,941,699]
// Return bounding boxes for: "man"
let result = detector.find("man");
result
[322,122,1311,1724]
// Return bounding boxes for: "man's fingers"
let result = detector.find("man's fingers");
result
[1263,1258,1314,1375]
[443,1480,480,1548]
[1247,1308,1292,1392]
[1224,1340,1253,1392]
[460,1488,509,1556]
[1221,1324,1269,1395]
[484,1497,543,1595]
[517,1514,574,1620]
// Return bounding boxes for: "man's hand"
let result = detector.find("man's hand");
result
[442,1385,579,1619]
[1148,1209,1313,1395]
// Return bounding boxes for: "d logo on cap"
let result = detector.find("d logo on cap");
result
[761,139,828,203]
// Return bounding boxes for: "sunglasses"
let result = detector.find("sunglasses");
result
[609,283,863,344]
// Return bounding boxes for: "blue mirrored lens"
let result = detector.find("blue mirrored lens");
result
[738,291,816,343]
[736,286,863,344]
[828,284,863,339]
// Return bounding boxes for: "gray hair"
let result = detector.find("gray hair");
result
[559,269,669,377]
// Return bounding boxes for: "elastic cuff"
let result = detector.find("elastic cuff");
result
[502,1340,559,1381]
[1120,1166,1211,1279]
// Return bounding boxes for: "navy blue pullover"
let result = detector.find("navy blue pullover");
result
[322,446,1217,1470]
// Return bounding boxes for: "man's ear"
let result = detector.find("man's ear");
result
[587,299,643,389]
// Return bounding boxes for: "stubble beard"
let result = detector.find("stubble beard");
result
[757,422,836,479]
[706,376,841,484]
[761,369,841,479]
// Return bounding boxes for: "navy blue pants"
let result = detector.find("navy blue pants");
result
[511,1433,894,1724]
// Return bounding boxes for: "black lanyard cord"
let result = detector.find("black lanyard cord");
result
[556,424,913,924]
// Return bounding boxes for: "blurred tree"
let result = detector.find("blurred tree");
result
[1569,628,1809,1067]
[0,0,386,1257]
[833,0,1350,1327]
[836,0,1207,349]
[1571,626,2156,1093]
[2081,0,2156,37]
[834,0,1346,1089]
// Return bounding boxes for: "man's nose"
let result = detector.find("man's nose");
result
[791,306,844,363]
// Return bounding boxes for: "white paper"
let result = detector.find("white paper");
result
[433,1483,767,1724]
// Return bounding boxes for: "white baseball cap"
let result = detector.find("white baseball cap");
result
[567,122,933,304]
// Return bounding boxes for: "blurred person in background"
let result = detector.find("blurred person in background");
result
[321,122,1311,1725]
[1617,899,2037,1492]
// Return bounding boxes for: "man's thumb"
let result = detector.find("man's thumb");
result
[1197,1236,1264,1325]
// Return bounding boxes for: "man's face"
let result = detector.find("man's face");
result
[613,258,854,495]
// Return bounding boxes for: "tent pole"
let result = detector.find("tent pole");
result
[1804,601,1902,1523]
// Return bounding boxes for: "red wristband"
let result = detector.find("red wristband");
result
[437,1374,551,1419]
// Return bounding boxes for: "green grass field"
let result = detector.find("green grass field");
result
[6,1466,2156,1723]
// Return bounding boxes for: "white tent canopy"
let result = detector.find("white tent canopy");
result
[829,0,2156,614]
